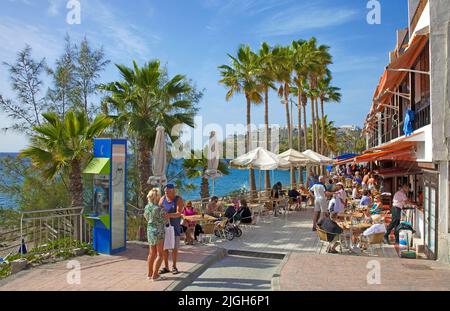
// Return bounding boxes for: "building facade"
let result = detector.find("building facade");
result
[363,0,449,262]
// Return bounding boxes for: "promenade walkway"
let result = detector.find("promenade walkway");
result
[1,208,449,291]
[0,242,219,291]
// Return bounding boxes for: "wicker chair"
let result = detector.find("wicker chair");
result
[366,232,386,256]
[199,223,216,244]
[316,227,343,254]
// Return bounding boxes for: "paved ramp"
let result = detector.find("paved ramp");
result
[183,252,282,291]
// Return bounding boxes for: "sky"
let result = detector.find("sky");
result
[0,0,408,152]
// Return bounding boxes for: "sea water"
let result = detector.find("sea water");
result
[0,153,306,207]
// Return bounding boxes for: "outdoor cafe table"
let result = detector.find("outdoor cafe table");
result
[183,214,218,223]
[337,221,372,252]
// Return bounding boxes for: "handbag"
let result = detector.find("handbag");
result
[164,224,175,250]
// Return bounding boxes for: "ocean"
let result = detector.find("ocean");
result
[0,153,303,207]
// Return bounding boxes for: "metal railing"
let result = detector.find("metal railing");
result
[0,207,92,259]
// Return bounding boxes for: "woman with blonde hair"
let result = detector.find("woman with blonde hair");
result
[144,188,167,281]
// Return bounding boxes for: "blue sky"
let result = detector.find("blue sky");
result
[0,0,408,152]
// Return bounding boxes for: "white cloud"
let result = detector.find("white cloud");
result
[79,0,160,61]
[47,0,65,16]
[0,17,61,62]
[255,4,358,36]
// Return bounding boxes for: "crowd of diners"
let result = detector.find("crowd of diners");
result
[272,163,415,253]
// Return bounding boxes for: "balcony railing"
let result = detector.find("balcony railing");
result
[414,98,431,130]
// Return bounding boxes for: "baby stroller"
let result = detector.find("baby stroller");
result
[214,218,235,241]
[228,207,254,237]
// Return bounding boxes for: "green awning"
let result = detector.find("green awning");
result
[83,158,110,175]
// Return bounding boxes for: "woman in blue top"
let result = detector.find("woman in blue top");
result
[144,188,168,281]
[370,195,383,215]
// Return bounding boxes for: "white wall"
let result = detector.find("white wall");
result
[410,1,430,40]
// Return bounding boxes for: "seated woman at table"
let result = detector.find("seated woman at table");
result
[370,195,383,215]
[288,186,301,202]
[181,201,202,244]
[360,190,372,206]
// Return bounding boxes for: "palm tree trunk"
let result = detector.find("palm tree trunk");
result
[246,95,256,198]
[69,159,83,207]
[297,92,303,185]
[200,177,210,199]
[264,88,271,192]
[320,97,325,154]
[137,138,151,209]
[302,100,308,150]
[314,98,322,174]
[310,96,315,151]
[284,87,295,188]
[315,98,320,153]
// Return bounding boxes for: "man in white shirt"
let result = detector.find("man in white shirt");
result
[363,215,387,236]
[385,184,410,244]
[309,176,330,231]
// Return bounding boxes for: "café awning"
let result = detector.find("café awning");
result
[335,140,417,165]
[375,34,429,108]
[83,158,110,175]
[366,33,429,129]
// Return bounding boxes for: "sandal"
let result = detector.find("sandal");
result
[159,267,170,274]
[172,267,180,275]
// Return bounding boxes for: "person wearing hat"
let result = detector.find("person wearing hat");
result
[159,183,184,275]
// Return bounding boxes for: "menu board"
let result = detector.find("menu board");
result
[111,144,126,250]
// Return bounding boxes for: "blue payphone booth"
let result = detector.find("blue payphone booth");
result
[83,138,127,255]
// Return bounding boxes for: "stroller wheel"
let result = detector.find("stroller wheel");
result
[225,230,234,241]
[214,229,222,238]
[234,227,243,237]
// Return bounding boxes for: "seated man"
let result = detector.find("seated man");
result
[224,199,240,222]
[362,215,386,237]
[238,199,252,224]
[317,213,343,254]
[288,186,301,200]
[206,196,220,216]
[360,190,372,206]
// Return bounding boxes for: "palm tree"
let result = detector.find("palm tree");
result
[307,115,337,156]
[257,42,276,191]
[219,45,262,197]
[183,151,230,199]
[291,39,318,183]
[19,110,113,207]
[100,60,198,207]
[317,77,341,154]
[306,38,332,153]
[272,45,297,187]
